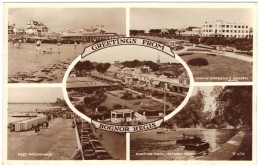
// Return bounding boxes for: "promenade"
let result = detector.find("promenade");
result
[8,118,78,160]
[200,131,245,160]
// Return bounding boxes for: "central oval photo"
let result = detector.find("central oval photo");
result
[65,43,192,127]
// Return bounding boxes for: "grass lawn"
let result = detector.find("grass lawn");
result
[101,91,164,111]
[181,53,252,82]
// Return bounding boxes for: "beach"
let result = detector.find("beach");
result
[8,42,92,83]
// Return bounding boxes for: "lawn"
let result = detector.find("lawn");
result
[181,53,252,82]
[101,90,164,111]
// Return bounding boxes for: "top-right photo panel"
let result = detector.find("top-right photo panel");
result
[130,7,254,82]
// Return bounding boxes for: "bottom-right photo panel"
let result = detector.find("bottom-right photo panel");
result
[130,85,252,160]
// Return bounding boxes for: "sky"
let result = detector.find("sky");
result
[131,8,253,31]
[9,8,126,35]
[191,86,220,112]
[83,45,179,64]
[8,87,64,103]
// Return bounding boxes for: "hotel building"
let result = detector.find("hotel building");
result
[25,20,48,36]
[201,20,250,38]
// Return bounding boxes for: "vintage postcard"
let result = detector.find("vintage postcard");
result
[2,2,257,165]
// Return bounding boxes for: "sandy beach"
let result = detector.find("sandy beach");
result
[8,42,92,83]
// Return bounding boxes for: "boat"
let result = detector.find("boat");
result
[176,134,210,151]
[185,142,210,151]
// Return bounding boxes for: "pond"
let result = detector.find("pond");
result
[130,128,240,160]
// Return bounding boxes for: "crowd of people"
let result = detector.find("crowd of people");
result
[9,38,79,55]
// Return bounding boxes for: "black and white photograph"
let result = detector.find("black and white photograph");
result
[2,2,257,165]
[130,85,252,160]
[7,87,126,160]
[8,8,125,83]
[130,8,254,82]
[66,45,190,126]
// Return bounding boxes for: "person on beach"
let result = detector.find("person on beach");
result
[18,39,22,48]
[43,48,52,54]
[57,41,61,54]
[74,41,77,50]
[36,40,41,52]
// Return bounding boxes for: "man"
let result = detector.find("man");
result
[74,41,77,50]
[36,40,41,52]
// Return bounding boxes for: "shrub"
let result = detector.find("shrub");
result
[121,91,133,100]
[177,52,193,56]
[113,104,123,110]
[206,53,217,56]
[187,58,208,66]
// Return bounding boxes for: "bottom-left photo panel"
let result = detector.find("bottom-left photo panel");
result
[7,87,126,160]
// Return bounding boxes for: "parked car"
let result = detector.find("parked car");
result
[83,150,96,160]
[94,150,113,160]
[90,141,104,150]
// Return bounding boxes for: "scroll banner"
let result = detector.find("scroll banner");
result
[81,37,175,58]
[92,119,164,133]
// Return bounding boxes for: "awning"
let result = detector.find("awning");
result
[152,80,160,85]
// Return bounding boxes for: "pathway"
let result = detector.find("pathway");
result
[200,131,245,160]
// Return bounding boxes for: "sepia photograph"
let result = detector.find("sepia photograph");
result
[66,45,190,126]
[7,87,126,160]
[130,85,252,160]
[130,8,254,82]
[7,8,125,83]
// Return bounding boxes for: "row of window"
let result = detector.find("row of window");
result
[203,29,249,33]
[202,34,249,38]
[203,24,248,29]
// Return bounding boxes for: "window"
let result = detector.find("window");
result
[226,35,229,37]
[206,30,208,32]
[242,26,244,28]
[223,25,225,28]
[246,26,248,28]
[209,25,212,28]
[223,30,225,32]
[238,30,240,33]
[226,25,229,28]
[246,30,248,33]
[234,30,237,33]
[230,30,233,33]
[230,25,233,28]
[227,30,229,32]
[242,30,244,33]
[238,26,241,28]
[234,25,237,28]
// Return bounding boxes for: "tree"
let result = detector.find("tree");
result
[96,63,111,73]
[172,89,206,128]
[74,60,94,74]
[213,86,252,128]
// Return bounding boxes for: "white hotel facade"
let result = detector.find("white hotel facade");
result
[201,20,250,38]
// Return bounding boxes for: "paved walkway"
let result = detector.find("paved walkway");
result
[175,46,252,63]
[8,118,77,160]
[200,131,245,160]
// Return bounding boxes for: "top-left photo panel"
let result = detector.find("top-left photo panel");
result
[6,6,126,83]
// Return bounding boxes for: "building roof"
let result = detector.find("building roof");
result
[106,65,121,72]
[111,109,134,114]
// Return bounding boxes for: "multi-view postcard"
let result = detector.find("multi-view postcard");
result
[2,2,257,165]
